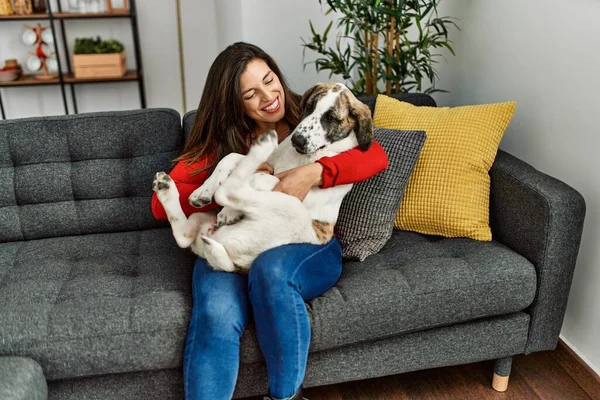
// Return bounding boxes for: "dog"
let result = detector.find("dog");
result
[152,82,374,273]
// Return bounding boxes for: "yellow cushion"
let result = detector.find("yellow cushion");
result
[373,95,516,241]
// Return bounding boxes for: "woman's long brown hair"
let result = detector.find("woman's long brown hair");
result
[175,42,302,175]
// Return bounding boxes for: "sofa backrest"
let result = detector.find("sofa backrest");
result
[0,108,182,242]
[181,92,437,137]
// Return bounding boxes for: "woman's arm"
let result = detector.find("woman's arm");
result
[316,140,389,188]
[272,140,389,200]
[151,158,220,220]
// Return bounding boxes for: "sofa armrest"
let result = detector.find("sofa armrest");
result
[0,357,47,400]
[489,150,586,354]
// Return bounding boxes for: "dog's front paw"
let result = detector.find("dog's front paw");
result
[217,207,243,227]
[189,185,213,208]
[153,172,179,203]
[152,172,170,192]
[251,130,278,162]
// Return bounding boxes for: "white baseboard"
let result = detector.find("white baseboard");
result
[559,334,600,377]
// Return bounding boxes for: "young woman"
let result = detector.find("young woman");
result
[151,42,388,400]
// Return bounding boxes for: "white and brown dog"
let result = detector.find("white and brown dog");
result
[153,82,373,273]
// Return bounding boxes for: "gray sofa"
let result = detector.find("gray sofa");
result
[0,93,586,399]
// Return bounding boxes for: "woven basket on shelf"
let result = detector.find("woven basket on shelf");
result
[0,0,13,16]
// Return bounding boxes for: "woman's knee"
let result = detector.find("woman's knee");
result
[192,294,247,339]
[250,250,292,283]
[191,259,249,338]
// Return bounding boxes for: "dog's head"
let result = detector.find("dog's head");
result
[291,83,374,154]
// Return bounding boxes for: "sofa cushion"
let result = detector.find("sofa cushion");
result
[0,109,181,243]
[0,228,537,378]
[238,230,538,363]
[0,229,195,380]
[0,356,47,400]
[335,127,425,261]
[303,230,537,354]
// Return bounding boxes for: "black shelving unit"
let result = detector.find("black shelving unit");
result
[0,0,146,119]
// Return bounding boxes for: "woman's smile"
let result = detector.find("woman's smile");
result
[262,96,280,113]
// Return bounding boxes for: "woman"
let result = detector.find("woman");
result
[152,42,388,400]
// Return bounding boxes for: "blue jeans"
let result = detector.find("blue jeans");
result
[183,238,343,400]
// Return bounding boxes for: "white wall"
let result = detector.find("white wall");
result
[239,0,343,95]
[437,0,600,373]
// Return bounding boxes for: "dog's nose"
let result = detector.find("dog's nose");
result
[291,134,307,149]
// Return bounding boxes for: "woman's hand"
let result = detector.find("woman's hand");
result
[256,162,274,174]
[273,163,324,201]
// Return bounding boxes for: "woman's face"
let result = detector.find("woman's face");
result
[240,59,285,125]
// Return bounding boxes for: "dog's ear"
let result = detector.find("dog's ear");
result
[300,84,320,113]
[349,98,374,150]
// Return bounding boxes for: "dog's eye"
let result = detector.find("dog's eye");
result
[325,113,337,123]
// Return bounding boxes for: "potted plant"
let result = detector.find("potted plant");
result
[72,36,126,78]
[301,0,459,96]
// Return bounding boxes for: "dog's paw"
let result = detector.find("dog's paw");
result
[250,130,278,162]
[189,185,213,208]
[216,207,243,227]
[153,172,178,203]
[152,172,170,192]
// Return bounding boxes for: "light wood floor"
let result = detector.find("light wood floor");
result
[249,341,600,400]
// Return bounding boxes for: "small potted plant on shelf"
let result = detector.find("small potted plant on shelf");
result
[72,36,126,78]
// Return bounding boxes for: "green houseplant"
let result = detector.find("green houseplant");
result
[301,0,459,96]
[73,37,125,55]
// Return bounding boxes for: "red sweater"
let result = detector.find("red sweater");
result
[151,141,389,220]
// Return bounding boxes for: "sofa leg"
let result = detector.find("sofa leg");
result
[492,356,512,392]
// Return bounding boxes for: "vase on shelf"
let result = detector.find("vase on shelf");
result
[32,0,46,13]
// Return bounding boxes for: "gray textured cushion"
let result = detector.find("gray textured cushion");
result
[335,128,425,261]
[49,368,183,400]
[0,109,181,242]
[0,229,195,380]
[238,229,537,364]
[357,92,437,112]
[0,356,47,400]
[1,226,536,380]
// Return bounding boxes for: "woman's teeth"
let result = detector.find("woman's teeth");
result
[263,97,279,111]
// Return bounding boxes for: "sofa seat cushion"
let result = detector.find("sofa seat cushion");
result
[307,230,537,353]
[0,356,47,400]
[0,229,195,381]
[238,230,537,363]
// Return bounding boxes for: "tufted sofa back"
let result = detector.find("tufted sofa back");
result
[0,109,183,242]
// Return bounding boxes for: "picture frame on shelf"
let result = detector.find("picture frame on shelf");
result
[105,0,128,13]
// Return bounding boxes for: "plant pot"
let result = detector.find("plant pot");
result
[72,51,126,79]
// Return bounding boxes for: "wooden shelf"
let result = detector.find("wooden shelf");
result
[53,11,131,19]
[0,11,130,21]
[64,70,138,83]
[0,70,139,87]
[0,74,59,86]
[0,13,49,21]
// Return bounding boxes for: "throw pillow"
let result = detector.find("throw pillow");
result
[335,127,426,261]
[373,94,516,241]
